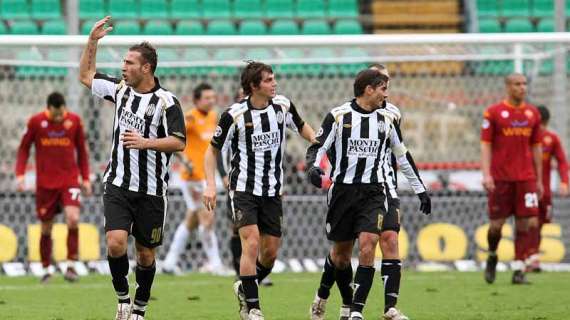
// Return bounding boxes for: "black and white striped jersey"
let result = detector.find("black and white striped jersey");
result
[382,102,426,197]
[91,73,186,196]
[210,95,305,197]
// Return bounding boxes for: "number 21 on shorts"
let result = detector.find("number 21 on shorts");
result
[524,192,538,208]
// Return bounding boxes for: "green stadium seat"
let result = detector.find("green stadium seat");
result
[307,48,336,75]
[474,48,513,75]
[79,0,105,19]
[2,0,30,19]
[239,20,267,35]
[170,0,202,18]
[504,18,533,32]
[203,0,231,19]
[10,21,39,34]
[182,48,212,75]
[269,19,299,35]
[296,0,326,19]
[302,20,331,35]
[140,0,169,19]
[213,48,241,75]
[109,0,139,19]
[81,20,97,35]
[567,1,570,17]
[31,0,61,19]
[46,49,68,77]
[274,49,304,75]
[532,0,554,17]
[175,21,205,35]
[333,19,362,34]
[478,18,502,32]
[245,48,272,61]
[16,50,46,77]
[265,0,294,18]
[155,48,179,76]
[476,0,499,17]
[144,21,173,35]
[207,20,236,35]
[338,48,369,75]
[0,22,7,34]
[112,21,141,35]
[42,20,66,34]
[328,0,358,17]
[501,0,530,18]
[233,0,263,18]
[96,48,120,76]
[537,18,554,32]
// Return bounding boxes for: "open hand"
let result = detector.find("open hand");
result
[90,16,113,41]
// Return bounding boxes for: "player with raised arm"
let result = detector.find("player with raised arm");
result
[16,92,91,283]
[79,17,186,320]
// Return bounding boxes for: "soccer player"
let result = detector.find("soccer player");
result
[481,73,543,285]
[79,17,186,320]
[525,105,568,271]
[15,92,91,283]
[306,69,408,320]
[309,65,430,320]
[163,83,228,275]
[203,61,316,320]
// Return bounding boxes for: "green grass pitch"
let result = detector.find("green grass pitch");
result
[0,271,568,319]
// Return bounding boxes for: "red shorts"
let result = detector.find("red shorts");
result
[538,195,553,224]
[488,180,539,220]
[36,187,81,221]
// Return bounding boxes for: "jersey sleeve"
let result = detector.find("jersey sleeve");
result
[285,101,306,133]
[306,112,336,168]
[530,109,542,145]
[552,134,569,184]
[480,109,494,143]
[389,124,426,194]
[165,97,186,142]
[15,118,36,177]
[210,110,235,152]
[91,73,121,102]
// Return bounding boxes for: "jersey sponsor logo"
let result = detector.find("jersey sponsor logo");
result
[347,138,380,158]
[502,127,532,137]
[511,120,529,127]
[501,110,509,118]
[119,109,145,134]
[40,137,71,147]
[252,130,281,152]
[276,111,284,124]
[482,119,490,129]
[214,126,223,137]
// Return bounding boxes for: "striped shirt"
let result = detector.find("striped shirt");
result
[91,73,186,196]
[210,95,305,197]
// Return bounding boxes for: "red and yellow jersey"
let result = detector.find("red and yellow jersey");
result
[541,129,569,197]
[481,100,541,181]
[15,110,90,189]
[181,107,218,181]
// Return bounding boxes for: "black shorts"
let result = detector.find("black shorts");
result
[385,187,401,233]
[228,191,283,237]
[103,183,167,248]
[326,183,387,241]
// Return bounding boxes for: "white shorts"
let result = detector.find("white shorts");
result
[180,180,206,212]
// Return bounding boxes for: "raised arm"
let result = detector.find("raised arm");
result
[79,16,113,88]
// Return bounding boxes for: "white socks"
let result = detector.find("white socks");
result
[198,225,223,268]
[163,223,190,270]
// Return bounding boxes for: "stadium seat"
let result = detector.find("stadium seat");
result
[46,49,68,77]
[79,0,105,19]
[10,20,39,34]
[296,0,326,19]
[269,19,299,35]
[16,50,47,77]
[338,48,369,75]
[31,0,61,19]
[203,0,232,19]
[0,22,7,34]
[307,48,336,75]
[213,48,241,75]
[140,0,169,19]
[96,48,120,76]
[143,20,173,35]
[206,20,236,35]
[155,48,179,76]
[478,18,502,32]
[504,18,533,32]
[239,20,267,35]
[182,48,212,75]
[265,0,294,18]
[537,18,554,32]
[274,48,304,75]
[112,21,141,35]
[108,0,139,19]
[81,20,97,35]
[2,0,30,19]
[501,0,530,18]
[302,20,331,35]
[42,20,66,35]
[333,19,362,34]
[476,0,499,18]
[170,0,202,18]
[233,0,263,18]
[532,0,554,17]
[328,0,358,17]
[175,20,205,35]
[245,48,272,61]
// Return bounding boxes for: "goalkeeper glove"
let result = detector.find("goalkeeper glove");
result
[417,192,431,215]
[307,166,325,188]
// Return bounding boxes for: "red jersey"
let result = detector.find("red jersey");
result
[541,129,569,197]
[481,100,541,181]
[15,111,90,189]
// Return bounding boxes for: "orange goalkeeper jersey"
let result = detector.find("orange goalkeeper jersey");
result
[181,108,218,181]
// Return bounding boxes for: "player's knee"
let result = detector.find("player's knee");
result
[66,215,79,229]
[40,221,53,235]
[242,237,259,257]
[136,249,155,267]
[331,252,351,269]
[106,235,127,257]
[380,232,398,256]
[359,242,376,260]
[260,247,277,265]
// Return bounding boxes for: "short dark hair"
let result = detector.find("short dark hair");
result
[240,61,273,96]
[47,92,65,108]
[129,41,158,74]
[353,69,389,97]
[537,105,550,124]
[193,83,213,100]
